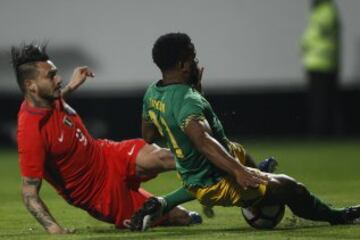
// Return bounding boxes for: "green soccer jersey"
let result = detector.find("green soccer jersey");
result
[142,81,230,187]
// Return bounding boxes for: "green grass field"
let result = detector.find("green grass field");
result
[1,139,360,240]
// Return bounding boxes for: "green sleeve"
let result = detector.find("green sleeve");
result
[176,93,206,131]
[142,92,150,121]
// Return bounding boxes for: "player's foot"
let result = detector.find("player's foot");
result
[342,205,360,224]
[331,205,360,225]
[189,211,203,224]
[130,197,166,231]
[258,157,278,173]
[202,205,215,218]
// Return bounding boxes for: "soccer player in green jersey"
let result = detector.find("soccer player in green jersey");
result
[130,33,360,231]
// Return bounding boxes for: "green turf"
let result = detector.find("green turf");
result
[1,139,360,240]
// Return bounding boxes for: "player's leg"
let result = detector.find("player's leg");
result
[128,141,201,230]
[130,188,201,230]
[130,143,275,231]
[261,174,360,224]
[130,187,197,231]
[127,140,196,211]
[130,172,264,231]
[103,139,198,230]
[135,142,175,177]
[165,205,202,226]
[135,142,199,215]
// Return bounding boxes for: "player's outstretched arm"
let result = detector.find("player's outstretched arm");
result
[21,177,74,234]
[61,66,95,98]
[184,119,269,190]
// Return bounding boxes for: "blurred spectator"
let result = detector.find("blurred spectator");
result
[302,0,341,137]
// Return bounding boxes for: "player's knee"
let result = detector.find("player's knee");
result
[270,174,297,195]
[277,174,307,196]
[157,148,176,170]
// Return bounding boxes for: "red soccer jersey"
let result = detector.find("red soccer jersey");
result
[17,99,108,208]
[17,99,155,227]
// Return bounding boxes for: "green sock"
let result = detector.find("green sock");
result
[162,186,195,213]
[288,192,344,223]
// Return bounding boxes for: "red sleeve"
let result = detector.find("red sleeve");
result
[17,112,46,178]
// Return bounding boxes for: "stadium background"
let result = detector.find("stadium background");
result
[1,0,360,143]
[1,1,360,239]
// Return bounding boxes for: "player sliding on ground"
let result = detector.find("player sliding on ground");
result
[11,43,202,234]
[129,32,360,231]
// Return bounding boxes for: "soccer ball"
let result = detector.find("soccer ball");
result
[241,204,285,229]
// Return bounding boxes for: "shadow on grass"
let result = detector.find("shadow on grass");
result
[74,223,359,240]
[2,223,357,240]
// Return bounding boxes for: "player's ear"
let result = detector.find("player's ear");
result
[25,79,37,93]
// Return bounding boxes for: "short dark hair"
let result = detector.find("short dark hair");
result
[152,33,195,72]
[11,43,49,93]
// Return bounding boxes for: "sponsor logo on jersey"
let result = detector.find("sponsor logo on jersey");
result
[127,145,136,156]
[58,131,64,143]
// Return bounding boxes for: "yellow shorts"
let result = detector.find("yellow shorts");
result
[188,142,267,208]
[228,141,247,165]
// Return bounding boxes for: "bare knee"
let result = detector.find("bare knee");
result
[136,143,176,175]
[278,175,307,195]
[158,148,176,169]
[274,174,304,192]
[264,174,306,203]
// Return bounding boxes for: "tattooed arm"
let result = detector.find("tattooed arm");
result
[21,177,73,234]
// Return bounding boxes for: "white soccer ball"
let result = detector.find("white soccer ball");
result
[241,204,285,229]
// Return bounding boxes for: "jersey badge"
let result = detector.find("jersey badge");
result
[63,116,73,128]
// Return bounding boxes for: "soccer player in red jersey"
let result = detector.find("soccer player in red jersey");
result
[12,43,201,234]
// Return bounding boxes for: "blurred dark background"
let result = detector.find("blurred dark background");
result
[1,0,360,146]
[2,88,360,147]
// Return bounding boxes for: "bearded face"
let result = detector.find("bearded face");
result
[27,61,62,103]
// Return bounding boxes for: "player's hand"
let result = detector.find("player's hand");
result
[234,166,269,190]
[68,66,95,91]
[61,66,95,98]
[47,225,76,234]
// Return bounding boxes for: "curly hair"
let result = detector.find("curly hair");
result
[11,43,49,93]
[152,33,195,72]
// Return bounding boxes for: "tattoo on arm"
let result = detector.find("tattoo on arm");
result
[22,177,59,231]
